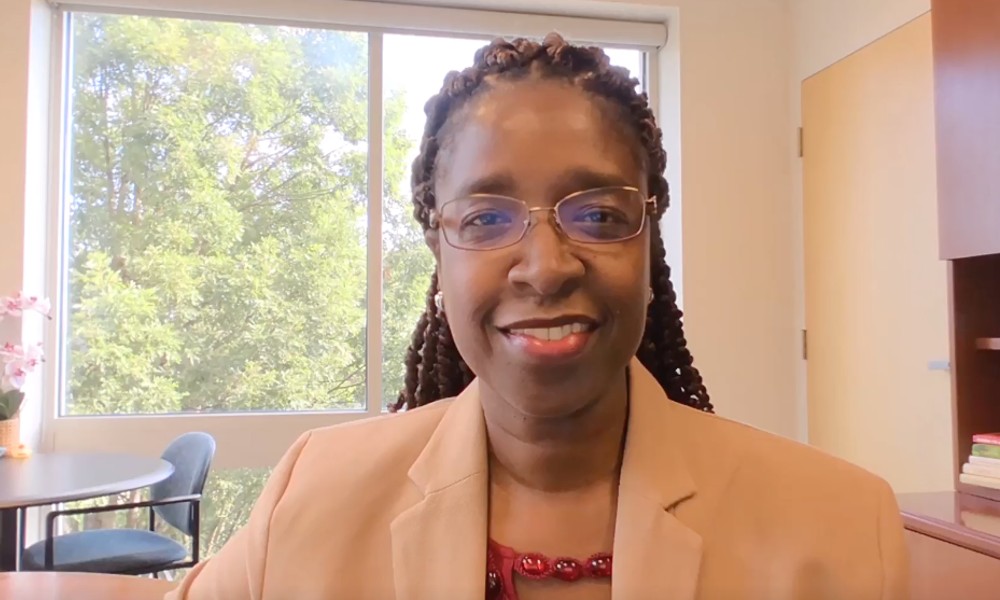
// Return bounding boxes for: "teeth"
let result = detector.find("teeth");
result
[510,324,588,341]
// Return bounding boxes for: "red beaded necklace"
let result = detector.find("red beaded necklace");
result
[486,538,613,600]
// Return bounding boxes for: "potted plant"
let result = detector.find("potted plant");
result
[0,292,49,451]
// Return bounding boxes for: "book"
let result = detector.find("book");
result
[970,455,1000,468]
[963,461,1000,479]
[971,443,1000,459]
[960,472,1000,490]
[972,433,1000,445]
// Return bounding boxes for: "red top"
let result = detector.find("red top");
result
[486,538,613,600]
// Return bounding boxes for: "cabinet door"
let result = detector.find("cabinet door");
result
[906,530,1000,599]
[932,0,1000,259]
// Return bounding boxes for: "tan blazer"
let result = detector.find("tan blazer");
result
[166,360,909,600]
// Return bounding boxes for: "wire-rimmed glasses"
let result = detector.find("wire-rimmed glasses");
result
[429,186,656,251]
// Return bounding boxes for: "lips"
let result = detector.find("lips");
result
[497,315,599,360]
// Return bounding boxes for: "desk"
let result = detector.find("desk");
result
[0,453,174,571]
[0,571,175,599]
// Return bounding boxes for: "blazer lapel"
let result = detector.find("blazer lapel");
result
[390,362,705,600]
[612,360,704,600]
[390,381,489,600]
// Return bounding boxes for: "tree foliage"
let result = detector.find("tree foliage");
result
[66,13,433,556]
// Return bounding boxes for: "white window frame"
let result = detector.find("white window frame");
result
[40,2,665,471]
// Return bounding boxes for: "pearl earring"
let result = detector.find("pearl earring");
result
[434,291,445,314]
[648,287,654,305]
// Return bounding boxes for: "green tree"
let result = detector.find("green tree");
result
[64,13,432,556]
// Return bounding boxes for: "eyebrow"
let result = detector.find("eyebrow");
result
[552,168,634,193]
[454,169,635,200]
[454,173,518,198]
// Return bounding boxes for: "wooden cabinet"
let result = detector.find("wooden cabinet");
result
[931,0,1000,259]
[899,493,1000,600]
[906,531,1000,599]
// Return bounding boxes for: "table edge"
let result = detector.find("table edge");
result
[0,457,174,509]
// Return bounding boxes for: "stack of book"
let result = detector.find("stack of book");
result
[960,433,1000,490]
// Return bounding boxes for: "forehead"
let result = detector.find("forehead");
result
[434,79,644,202]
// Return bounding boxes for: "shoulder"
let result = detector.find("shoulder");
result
[256,399,457,546]
[665,401,893,508]
[664,403,908,599]
[291,399,454,475]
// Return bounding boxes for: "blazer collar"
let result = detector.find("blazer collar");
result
[612,360,703,599]
[390,360,703,600]
[390,380,490,600]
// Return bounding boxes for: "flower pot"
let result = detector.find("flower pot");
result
[0,417,19,450]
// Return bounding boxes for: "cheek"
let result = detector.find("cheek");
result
[438,247,501,337]
[598,238,650,299]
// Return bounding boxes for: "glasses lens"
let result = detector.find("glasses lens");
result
[558,188,646,242]
[440,196,526,250]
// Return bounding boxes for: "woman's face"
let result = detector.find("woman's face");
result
[430,79,651,417]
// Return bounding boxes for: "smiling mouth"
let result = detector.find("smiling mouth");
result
[502,322,596,341]
[496,316,600,358]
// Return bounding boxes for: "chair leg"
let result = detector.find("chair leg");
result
[17,507,26,571]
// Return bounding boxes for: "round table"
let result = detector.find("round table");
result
[0,453,174,571]
[0,571,176,599]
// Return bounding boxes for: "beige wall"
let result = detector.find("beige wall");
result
[0,0,801,440]
[0,0,32,303]
[0,0,50,449]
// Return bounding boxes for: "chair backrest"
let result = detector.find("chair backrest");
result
[151,432,216,536]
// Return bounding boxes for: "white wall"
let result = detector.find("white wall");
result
[1,0,802,441]
[792,0,932,81]
[788,0,931,442]
[660,0,798,437]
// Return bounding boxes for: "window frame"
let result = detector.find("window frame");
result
[40,5,659,469]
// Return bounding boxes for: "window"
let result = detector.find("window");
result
[62,14,371,415]
[57,12,648,417]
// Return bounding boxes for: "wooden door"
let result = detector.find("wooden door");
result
[802,14,953,493]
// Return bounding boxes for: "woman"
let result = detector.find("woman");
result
[167,34,908,600]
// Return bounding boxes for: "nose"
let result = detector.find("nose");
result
[507,210,585,298]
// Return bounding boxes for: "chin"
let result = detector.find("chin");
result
[496,367,618,418]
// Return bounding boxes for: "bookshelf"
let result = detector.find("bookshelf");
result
[949,255,1000,501]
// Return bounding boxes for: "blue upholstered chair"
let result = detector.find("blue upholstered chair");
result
[21,432,216,575]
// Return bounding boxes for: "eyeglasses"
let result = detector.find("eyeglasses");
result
[429,186,656,251]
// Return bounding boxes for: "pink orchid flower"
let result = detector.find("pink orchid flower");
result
[0,293,52,320]
[0,343,44,391]
[2,362,27,390]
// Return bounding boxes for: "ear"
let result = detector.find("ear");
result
[424,228,441,260]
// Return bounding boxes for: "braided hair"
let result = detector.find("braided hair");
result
[389,32,712,414]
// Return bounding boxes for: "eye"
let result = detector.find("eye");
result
[572,205,629,224]
[463,210,514,228]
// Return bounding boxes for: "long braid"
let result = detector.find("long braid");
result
[393,32,712,413]
[637,217,713,411]
[415,273,441,402]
